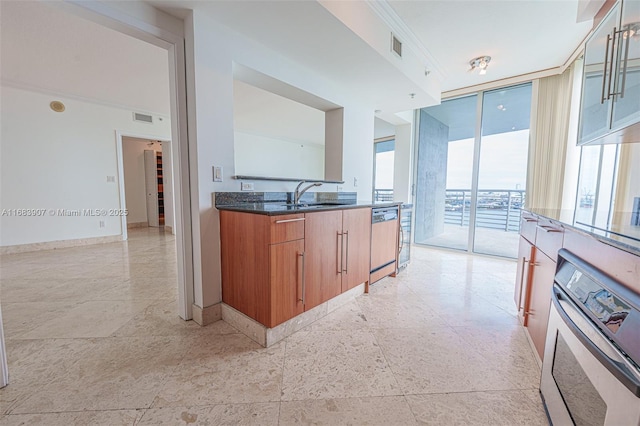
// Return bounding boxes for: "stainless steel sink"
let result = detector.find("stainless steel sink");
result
[285,202,344,209]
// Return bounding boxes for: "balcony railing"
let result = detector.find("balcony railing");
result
[374,189,394,202]
[375,188,524,232]
[444,189,525,232]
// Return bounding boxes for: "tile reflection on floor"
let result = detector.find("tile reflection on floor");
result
[0,229,547,425]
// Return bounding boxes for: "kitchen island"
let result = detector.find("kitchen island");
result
[216,192,400,346]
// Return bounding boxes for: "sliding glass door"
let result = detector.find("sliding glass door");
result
[473,85,532,257]
[414,95,477,251]
[414,83,532,258]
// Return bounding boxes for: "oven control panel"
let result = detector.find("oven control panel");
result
[555,249,640,367]
[564,268,631,334]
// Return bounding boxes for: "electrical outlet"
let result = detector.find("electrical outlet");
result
[106,176,116,183]
[99,220,105,228]
[213,166,223,182]
[241,182,254,191]
[337,186,343,192]
[353,177,358,187]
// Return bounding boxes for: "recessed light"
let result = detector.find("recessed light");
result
[497,104,506,111]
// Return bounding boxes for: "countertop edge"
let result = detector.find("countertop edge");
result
[216,202,401,216]
[525,210,640,257]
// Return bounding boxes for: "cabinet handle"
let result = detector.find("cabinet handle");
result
[611,27,631,99]
[522,217,537,223]
[517,257,528,311]
[536,225,562,233]
[336,232,343,274]
[298,252,305,303]
[343,231,349,273]
[607,27,617,101]
[620,27,630,98]
[601,33,612,104]
[275,218,305,224]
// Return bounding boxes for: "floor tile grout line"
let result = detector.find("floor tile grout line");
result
[276,337,288,426]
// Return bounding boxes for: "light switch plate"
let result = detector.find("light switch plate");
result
[213,166,223,182]
[241,182,254,191]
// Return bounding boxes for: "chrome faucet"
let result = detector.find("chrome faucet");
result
[294,181,322,205]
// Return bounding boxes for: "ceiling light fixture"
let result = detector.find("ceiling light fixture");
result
[469,56,491,75]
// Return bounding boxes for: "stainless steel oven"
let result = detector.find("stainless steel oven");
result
[540,249,640,426]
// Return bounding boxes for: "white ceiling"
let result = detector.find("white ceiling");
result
[2,0,597,127]
[152,0,595,118]
[387,0,594,93]
[0,1,171,115]
[151,0,442,113]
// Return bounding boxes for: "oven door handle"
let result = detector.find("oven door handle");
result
[552,285,640,397]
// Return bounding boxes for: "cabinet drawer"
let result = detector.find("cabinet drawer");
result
[520,212,538,243]
[270,214,305,243]
[535,218,564,261]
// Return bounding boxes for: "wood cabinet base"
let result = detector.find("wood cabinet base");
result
[221,282,366,347]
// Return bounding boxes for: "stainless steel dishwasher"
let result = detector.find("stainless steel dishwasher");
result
[370,206,399,284]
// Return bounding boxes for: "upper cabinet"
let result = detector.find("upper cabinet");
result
[578,0,640,145]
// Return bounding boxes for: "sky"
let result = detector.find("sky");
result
[374,130,530,192]
[447,129,529,190]
[375,151,394,189]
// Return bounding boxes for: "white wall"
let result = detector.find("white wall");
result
[0,86,171,246]
[374,117,396,140]
[394,121,415,204]
[234,132,324,179]
[185,11,376,309]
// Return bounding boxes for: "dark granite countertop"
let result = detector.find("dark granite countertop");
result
[525,208,640,256]
[214,191,401,216]
[216,200,401,216]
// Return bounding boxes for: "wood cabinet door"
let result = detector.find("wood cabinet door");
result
[514,236,534,322]
[526,251,556,361]
[220,210,270,324]
[304,210,343,310]
[342,208,372,292]
[269,239,305,328]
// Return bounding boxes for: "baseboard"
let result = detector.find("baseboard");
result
[127,222,148,229]
[0,235,122,255]
[222,283,365,347]
[164,225,173,234]
[192,302,222,326]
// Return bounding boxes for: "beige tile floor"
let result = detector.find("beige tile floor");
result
[0,228,548,425]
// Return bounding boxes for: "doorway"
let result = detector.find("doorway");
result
[120,136,175,236]
[414,83,532,258]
